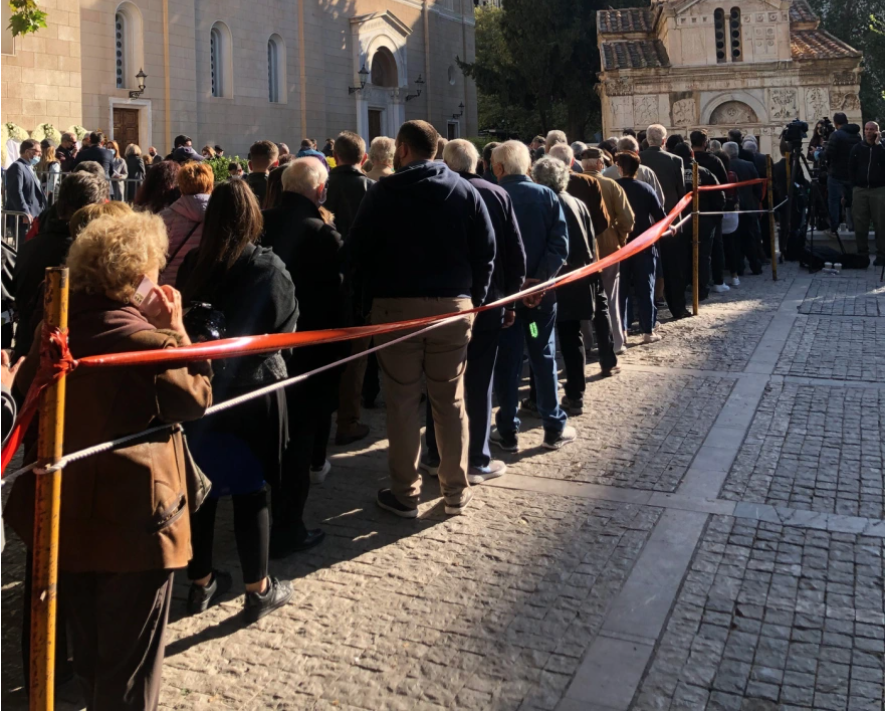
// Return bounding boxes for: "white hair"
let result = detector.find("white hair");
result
[548,143,574,166]
[722,141,740,158]
[492,140,532,177]
[742,139,758,154]
[531,156,570,194]
[282,157,328,195]
[570,141,587,156]
[545,130,568,150]
[709,139,722,152]
[442,139,479,174]
[646,124,667,147]
[368,136,395,166]
[617,136,640,152]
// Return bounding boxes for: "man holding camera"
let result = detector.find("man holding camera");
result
[825,112,862,238]
[849,121,885,266]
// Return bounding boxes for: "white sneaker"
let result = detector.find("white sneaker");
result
[615,346,627,355]
[642,333,663,344]
[711,283,730,293]
[467,460,507,485]
[309,459,331,484]
[729,276,741,287]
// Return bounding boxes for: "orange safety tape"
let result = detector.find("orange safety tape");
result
[0,189,702,474]
[697,177,766,192]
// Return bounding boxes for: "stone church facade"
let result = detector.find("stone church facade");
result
[2,0,478,156]
[596,0,863,158]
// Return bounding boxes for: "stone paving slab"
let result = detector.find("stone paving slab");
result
[798,275,885,317]
[632,515,885,711]
[720,382,885,519]
[1,470,662,711]
[774,315,885,382]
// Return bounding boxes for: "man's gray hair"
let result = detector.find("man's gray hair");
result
[709,139,722,152]
[492,140,531,177]
[548,143,574,166]
[531,156,570,194]
[545,130,568,151]
[646,124,667,147]
[282,157,329,195]
[61,131,76,143]
[617,136,640,152]
[570,141,588,156]
[742,139,758,154]
[443,139,479,174]
[368,136,395,166]
[722,141,740,158]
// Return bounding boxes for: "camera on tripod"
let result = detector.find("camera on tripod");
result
[817,116,835,142]
[782,119,808,151]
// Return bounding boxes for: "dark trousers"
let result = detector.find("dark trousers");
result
[426,307,503,468]
[737,214,762,273]
[693,219,717,296]
[61,569,173,711]
[711,218,725,285]
[495,303,567,437]
[189,488,269,585]
[362,349,380,406]
[659,232,687,316]
[619,246,658,335]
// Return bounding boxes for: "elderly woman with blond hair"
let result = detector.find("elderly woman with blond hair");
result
[365,136,396,180]
[159,161,214,286]
[6,209,212,710]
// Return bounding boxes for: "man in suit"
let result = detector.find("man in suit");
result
[73,131,115,178]
[722,141,763,276]
[5,139,46,239]
[641,124,689,318]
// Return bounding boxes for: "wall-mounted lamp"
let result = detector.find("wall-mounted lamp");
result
[129,69,147,99]
[349,65,369,94]
[405,74,425,102]
[452,102,464,119]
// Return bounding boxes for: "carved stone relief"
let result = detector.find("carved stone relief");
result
[672,98,697,127]
[753,26,777,58]
[830,90,860,113]
[804,87,829,122]
[633,95,658,127]
[770,88,798,121]
[610,96,634,128]
[710,101,759,125]
[832,72,859,86]
[606,79,633,97]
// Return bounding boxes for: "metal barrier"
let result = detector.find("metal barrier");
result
[1,209,29,251]
[32,171,144,204]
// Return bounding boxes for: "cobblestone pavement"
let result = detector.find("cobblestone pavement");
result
[3,261,885,711]
[634,516,885,711]
[774,316,885,382]
[720,382,885,519]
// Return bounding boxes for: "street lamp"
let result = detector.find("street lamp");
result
[405,74,425,102]
[128,69,147,99]
[349,65,369,94]
[452,102,464,119]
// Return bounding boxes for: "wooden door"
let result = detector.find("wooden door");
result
[368,110,382,141]
[113,108,140,152]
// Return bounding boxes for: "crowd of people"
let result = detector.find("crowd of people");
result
[3,113,884,710]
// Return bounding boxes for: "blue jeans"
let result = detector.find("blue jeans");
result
[493,303,567,437]
[425,308,503,468]
[827,176,852,232]
[619,246,658,335]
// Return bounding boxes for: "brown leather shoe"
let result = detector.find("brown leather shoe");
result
[335,422,370,445]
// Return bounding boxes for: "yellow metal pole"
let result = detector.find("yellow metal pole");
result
[692,160,699,316]
[767,155,778,282]
[29,267,69,711]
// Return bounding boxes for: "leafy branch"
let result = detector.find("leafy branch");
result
[8,0,47,37]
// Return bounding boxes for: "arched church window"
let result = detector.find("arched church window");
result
[713,9,726,63]
[210,23,233,98]
[115,12,126,88]
[115,3,144,90]
[268,38,279,102]
[729,7,742,62]
[370,47,398,88]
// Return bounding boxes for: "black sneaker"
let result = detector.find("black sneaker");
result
[542,425,578,451]
[244,576,293,623]
[186,570,233,615]
[376,488,419,518]
[490,427,518,453]
[561,396,583,416]
[518,398,539,417]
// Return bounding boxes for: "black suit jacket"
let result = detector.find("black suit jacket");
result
[640,146,685,213]
[729,157,763,210]
[5,159,46,217]
[73,145,115,177]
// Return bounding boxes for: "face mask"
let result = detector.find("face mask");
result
[110,149,116,156]
[30,156,40,166]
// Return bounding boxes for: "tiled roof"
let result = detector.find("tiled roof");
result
[791,29,861,60]
[789,0,818,25]
[602,40,670,70]
[598,8,654,35]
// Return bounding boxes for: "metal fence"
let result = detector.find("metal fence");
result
[32,171,144,204]
[1,209,29,252]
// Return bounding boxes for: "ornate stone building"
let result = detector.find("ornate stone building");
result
[2,0,478,156]
[596,0,863,157]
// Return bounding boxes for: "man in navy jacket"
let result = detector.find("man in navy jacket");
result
[350,120,495,519]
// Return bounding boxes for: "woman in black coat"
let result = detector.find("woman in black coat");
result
[529,156,619,415]
[176,179,298,622]
[124,144,146,202]
[261,157,348,558]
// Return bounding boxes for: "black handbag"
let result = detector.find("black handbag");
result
[179,426,212,514]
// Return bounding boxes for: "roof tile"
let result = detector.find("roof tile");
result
[602,40,670,70]
[791,29,861,60]
[789,0,818,25]
[598,8,654,35]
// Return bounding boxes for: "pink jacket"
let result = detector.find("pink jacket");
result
[159,193,209,286]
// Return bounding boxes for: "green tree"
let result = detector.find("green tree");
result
[460,1,635,141]
[8,0,47,37]
[808,0,885,122]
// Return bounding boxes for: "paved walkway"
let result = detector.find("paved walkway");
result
[2,260,884,711]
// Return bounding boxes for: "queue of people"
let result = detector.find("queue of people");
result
[3,117,819,711]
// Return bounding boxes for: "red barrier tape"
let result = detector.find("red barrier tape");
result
[697,177,766,192]
[1,325,76,472]
[0,184,728,473]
